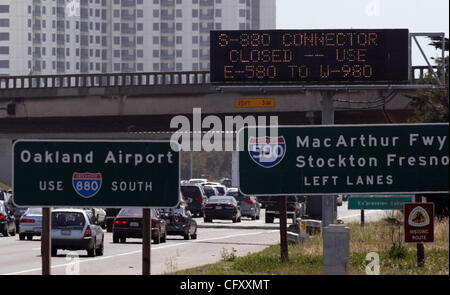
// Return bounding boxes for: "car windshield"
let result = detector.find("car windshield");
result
[118,208,142,217]
[181,186,202,198]
[26,208,42,215]
[52,212,85,227]
[215,187,226,195]
[208,196,236,205]
[203,186,216,197]
[160,207,184,215]
[106,208,121,216]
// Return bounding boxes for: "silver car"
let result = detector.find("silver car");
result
[19,208,42,240]
[51,209,104,257]
[227,188,261,220]
[234,195,261,220]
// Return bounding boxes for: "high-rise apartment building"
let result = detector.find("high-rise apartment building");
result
[0,0,276,76]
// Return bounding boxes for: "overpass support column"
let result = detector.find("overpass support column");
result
[232,151,239,187]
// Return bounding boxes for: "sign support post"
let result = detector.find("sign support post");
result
[415,195,425,267]
[321,91,336,228]
[41,207,51,275]
[279,196,289,261]
[361,210,365,227]
[142,208,151,275]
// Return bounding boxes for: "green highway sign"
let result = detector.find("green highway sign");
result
[348,195,414,210]
[238,124,449,196]
[12,140,180,208]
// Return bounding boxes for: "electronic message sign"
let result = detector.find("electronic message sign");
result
[211,29,409,84]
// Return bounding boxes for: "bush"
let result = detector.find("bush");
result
[389,245,408,259]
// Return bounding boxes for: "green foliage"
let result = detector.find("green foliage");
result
[408,37,449,123]
[220,248,238,262]
[388,244,408,259]
[180,151,232,181]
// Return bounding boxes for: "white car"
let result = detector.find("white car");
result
[188,178,208,184]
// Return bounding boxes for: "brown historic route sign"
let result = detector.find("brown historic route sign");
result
[404,203,434,243]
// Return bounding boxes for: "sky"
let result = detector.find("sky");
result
[276,0,449,65]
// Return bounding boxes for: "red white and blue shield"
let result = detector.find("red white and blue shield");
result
[72,172,102,198]
[248,136,286,168]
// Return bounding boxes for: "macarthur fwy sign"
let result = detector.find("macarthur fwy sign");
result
[238,124,449,196]
[12,140,180,207]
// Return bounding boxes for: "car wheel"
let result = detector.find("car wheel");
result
[120,237,126,244]
[87,247,96,257]
[2,230,8,237]
[153,233,160,244]
[19,234,25,241]
[9,224,16,236]
[191,231,197,240]
[26,235,33,240]
[51,248,58,257]
[256,214,260,220]
[161,229,167,243]
[113,234,119,243]
[95,241,104,256]
[183,232,190,240]
[266,215,274,223]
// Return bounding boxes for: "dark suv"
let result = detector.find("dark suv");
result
[105,208,121,232]
[263,196,305,224]
[180,184,208,217]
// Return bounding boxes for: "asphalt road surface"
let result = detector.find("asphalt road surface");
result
[0,204,385,275]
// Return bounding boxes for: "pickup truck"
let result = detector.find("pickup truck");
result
[262,196,305,224]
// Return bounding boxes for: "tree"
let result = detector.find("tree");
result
[408,37,449,123]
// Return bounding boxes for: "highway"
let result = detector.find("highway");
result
[0,204,385,275]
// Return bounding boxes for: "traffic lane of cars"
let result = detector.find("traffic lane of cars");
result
[0,214,279,275]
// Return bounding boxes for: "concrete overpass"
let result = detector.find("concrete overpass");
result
[0,67,441,184]
[0,68,439,133]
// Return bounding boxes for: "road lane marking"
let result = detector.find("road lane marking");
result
[3,229,279,275]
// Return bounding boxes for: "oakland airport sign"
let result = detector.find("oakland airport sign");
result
[12,140,180,207]
[238,124,449,196]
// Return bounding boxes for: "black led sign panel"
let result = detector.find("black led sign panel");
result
[210,29,409,84]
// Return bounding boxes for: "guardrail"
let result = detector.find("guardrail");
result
[413,66,440,81]
[0,71,211,90]
[0,66,441,91]
[287,219,322,244]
